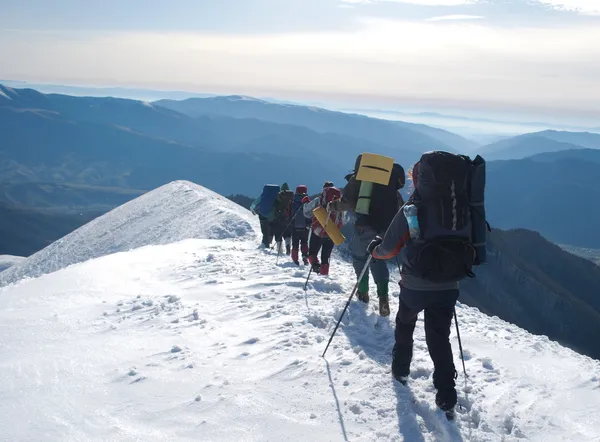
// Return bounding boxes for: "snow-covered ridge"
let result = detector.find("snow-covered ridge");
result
[0,180,257,286]
[0,255,25,272]
[0,238,599,441]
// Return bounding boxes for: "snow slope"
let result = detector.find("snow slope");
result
[0,180,256,286]
[1,239,600,439]
[0,255,25,272]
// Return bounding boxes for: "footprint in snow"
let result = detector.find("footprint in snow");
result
[481,357,495,370]
[241,337,259,345]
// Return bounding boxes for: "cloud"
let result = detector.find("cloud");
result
[1,1,598,121]
[538,0,600,15]
[340,0,473,5]
[426,14,484,21]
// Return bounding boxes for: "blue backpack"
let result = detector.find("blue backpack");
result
[258,184,280,218]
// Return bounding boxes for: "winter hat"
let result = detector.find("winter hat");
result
[323,181,334,189]
[296,185,308,194]
[281,182,290,191]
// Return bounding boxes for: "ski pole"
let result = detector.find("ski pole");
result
[454,307,468,379]
[303,266,313,291]
[322,254,373,358]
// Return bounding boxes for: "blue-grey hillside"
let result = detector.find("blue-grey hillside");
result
[479,130,600,160]
[461,228,600,360]
[486,155,600,248]
[154,95,478,153]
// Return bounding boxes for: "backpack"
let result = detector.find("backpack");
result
[344,154,405,233]
[274,190,294,220]
[258,184,280,218]
[312,186,343,237]
[403,151,488,283]
[292,193,311,229]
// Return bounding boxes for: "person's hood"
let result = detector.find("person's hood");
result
[295,185,307,194]
[281,183,290,191]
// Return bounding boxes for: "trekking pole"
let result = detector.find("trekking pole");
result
[303,266,313,291]
[453,307,468,379]
[322,255,373,358]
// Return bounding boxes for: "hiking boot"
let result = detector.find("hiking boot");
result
[320,264,330,276]
[435,389,457,413]
[308,255,321,274]
[357,291,370,303]
[378,296,390,317]
[302,256,309,265]
[394,375,409,386]
[286,245,291,256]
[291,248,299,264]
[376,280,390,317]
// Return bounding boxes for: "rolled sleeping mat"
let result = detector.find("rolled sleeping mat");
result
[470,155,487,264]
[355,181,373,215]
[355,153,394,186]
[312,207,345,246]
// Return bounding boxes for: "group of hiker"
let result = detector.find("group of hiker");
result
[250,151,487,419]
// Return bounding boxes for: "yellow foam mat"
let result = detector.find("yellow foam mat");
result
[355,153,394,185]
[312,207,345,246]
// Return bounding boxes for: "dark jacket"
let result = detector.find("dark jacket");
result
[372,209,459,291]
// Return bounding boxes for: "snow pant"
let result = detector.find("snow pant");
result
[350,225,390,297]
[259,214,273,247]
[291,228,309,260]
[308,233,334,266]
[392,285,459,409]
[272,218,292,244]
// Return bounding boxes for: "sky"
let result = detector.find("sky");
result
[1,0,599,124]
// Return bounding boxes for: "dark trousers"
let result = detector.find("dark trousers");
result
[292,228,309,255]
[259,215,273,246]
[272,219,292,242]
[308,234,334,265]
[392,286,459,407]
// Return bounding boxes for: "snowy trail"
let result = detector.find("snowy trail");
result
[1,238,600,441]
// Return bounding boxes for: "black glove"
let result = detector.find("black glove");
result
[366,236,383,254]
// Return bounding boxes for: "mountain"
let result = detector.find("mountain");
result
[0,181,255,286]
[1,180,599,441]
[479,130,600,160]
[0,202,102,256]
[479,135,584,160]
[526,148,600,164]
[0,103,337,195]
[0,183,145,211]
[0,85,419,194]
[462,228,600,360]
[536,130,600,149]
[0,255,24,272]
[154,95,476,153]
[485,157,600,248]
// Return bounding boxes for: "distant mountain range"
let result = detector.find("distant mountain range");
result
[156,95,479,154]
[462,228,600,360]
[485,152,600,248]
[479,130,600,160]
[2,83,600,255]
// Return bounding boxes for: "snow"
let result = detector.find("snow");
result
[0,180,256,287]
[1,181,599,441]
[0,255,25,272]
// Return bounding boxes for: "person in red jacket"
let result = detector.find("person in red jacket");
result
[301,181,342,276]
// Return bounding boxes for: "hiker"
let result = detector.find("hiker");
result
[250,184,280,247]
[291,185,311,265]
[367,151,488,419]
[327,154,405,317]
[302,181,342,276]
[272,183,294,255]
